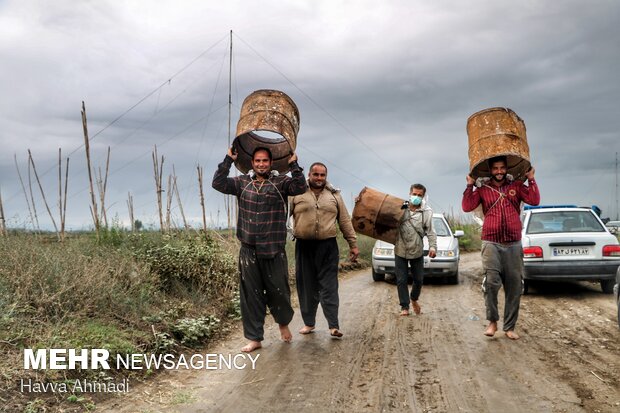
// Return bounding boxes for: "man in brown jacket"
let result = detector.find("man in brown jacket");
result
[291,162,359,338]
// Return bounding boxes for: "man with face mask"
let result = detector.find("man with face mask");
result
[212,146,307,352]
[290,162,359,338]
[394,183,437,316]
[462,156,539,340]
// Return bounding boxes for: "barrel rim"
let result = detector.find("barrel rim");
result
[466,107,522,125]
[470,153,532,180]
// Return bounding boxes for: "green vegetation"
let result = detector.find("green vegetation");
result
[446,217,482,252]
[0,230,238,412]
[0,227,375,411]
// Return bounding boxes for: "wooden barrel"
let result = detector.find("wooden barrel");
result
[232,89,300,174]
[352,187,405,245]
[467,107,531,180]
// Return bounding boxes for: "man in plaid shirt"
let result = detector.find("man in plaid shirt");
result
[462,156,539,340]
[213,146,306,352]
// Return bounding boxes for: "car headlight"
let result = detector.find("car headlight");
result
[374,248,394,256]
[436,249,456,257]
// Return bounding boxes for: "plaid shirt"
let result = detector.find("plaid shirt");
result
[212,155,307,258]
[462,179,540,243]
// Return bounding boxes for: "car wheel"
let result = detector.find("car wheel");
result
[446,270,459,285]
[372,268,385,282]
[522,280,529,295]
[600,279,614,294]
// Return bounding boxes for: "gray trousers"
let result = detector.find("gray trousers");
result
[481,241,523,331]
[239,245,294,342]
[295,238,340,330]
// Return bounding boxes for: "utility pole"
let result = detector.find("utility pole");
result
[616,152,620,221]
[226,30,233,237]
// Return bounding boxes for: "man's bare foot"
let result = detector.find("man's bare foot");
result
[279,324,293,343]
[400,308,410,316]
[484,321,498,337]
[505,330,520,340]
[241,340,262,353]
[299,325,315,335]
[330,328,343,338]
[412,301,421,315]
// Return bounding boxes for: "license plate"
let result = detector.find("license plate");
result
[552,247,590,256]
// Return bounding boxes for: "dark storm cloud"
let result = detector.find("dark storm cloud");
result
[1,0,619,229]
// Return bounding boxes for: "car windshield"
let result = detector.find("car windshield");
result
[432,217,451,237]
[527,211,605,234]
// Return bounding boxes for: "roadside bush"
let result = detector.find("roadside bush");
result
[446,216,482,251]
[172,315,221,346]
[127,232,238,300]
[0,230,241,412]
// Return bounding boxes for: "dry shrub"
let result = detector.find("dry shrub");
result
[0,235,157,323]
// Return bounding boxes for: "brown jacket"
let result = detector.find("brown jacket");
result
[290,182,357,249]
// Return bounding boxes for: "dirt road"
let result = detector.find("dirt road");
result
[103,253,620,413]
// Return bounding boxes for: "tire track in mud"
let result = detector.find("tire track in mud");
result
[517,282,620,412]
[100,253,619,413]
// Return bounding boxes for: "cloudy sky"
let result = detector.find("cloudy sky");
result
[1,0,619,231]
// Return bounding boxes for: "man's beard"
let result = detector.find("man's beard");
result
[309,181,325,189]
[491,173,505,182]
[255,170,270,178]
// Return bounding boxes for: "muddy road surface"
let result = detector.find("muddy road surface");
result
[103,253,620,413]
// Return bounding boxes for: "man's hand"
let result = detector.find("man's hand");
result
[525,166,535,181]
[349,247,359,262]
[428,247,436,259]
[466,174,475,186]
[288,152,298,164]
[227,147,238,161]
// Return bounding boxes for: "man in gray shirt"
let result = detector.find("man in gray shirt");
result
[394,183,437,316]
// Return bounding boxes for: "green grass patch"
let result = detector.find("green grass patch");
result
[0,230,239,412]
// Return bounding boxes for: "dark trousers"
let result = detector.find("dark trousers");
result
[481,241,523,331]
[238,245,294,342]
[295,238,340,329]
[395,254,424,310]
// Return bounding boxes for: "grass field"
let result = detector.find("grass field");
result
[0,217,479,411]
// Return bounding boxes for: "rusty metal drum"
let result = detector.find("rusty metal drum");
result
[467,107,531,180]
[352,187,405,245]
[232,89,300,174]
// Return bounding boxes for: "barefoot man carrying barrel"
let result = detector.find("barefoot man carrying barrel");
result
[462,156,539,340]
[212,146,307,352]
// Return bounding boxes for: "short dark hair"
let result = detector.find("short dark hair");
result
[309,162,328,173]
[488,156,507,168]
[252,147,272,161]
[410,183,426,195]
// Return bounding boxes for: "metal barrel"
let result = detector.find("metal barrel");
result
[232,89,300,174]
[352,187,405,245]
[467,107,531,180]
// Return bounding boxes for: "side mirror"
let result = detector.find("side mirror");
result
[454,230,465,238]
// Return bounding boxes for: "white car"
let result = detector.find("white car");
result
[371,213,464,284]
[605,220,620,234]
[521,206,620,294]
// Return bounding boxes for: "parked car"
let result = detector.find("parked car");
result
[371,213,464,284]
[605,220,620,235]
[521,206,620,294]
[615,266,620,328]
